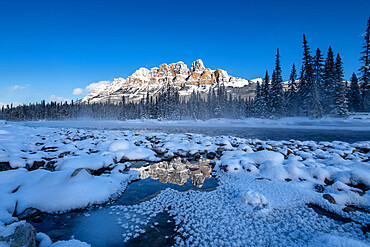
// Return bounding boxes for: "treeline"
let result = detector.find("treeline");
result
[0,86,253,121]
[255,17,369,118]
[1,17,369,121]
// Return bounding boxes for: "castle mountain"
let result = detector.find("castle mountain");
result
[81,59,261,104]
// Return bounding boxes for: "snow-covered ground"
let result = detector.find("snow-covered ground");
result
[0,121,369,246]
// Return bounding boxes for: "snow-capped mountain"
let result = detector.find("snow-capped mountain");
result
[81,59,260,104]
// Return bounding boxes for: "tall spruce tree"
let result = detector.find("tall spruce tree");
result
[323,46,336,113]
[254,81,262,116]
[260,71,270,117]
[298,34,322,117]
[298,34,311,114]
[332,54,349,117]
[359,17,370,112]
[270,48,284,117]
[348,73,361,112]
[286,63,297,116]
[313,48,324,85]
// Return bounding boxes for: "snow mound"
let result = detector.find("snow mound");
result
[108,140,132,152]
[242,190,269,209]
[108,140,158,161]
[57,154,114,171]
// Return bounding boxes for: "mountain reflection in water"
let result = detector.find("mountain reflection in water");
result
[130,157,213,187]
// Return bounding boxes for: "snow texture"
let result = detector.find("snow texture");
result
[0,121,369,246]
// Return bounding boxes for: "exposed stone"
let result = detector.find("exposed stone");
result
[190,59,205,72]
[71,168,92,177]
[206,152,217,159]
[80,60,257,104]
[323,194,336,204]
[16,208,42,219]
[29,160,45,170]
[314,184,325,193]
[0,161,11,171]
[343,206,357,213]
[0,223,36,247]
[58,151,70,158]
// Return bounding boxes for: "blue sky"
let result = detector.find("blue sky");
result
[0,0,369,105]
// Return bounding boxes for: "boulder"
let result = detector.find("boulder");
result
[0,222,36,247]
[323,194,336,204]
[0,161,11,171]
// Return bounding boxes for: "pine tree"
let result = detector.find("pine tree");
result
[270,48,284,117]
[332,54,349,117]
[288,63,297,94]
[254,81,262,116]
[323,46,336,113]
[348,73,361,112]
[359,17,370,112]
[260,71,270,117]
[286,63,297,116]
[313,48,324,84]
[298,34,322,117]
[297,34,311,114]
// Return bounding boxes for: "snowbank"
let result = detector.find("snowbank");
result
[0,122,369,246]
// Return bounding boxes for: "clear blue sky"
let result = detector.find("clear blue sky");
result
[0,0,369,104]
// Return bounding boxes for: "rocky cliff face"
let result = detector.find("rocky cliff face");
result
[81,59,260,104]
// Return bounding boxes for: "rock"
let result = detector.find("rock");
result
[186,152,200,160]
[358,147,370,153]
[216,147,228,154]
[29,160,45,170]
[0,223,36,247]
[16,208,42,219]
[190,59,205,72]
[206,152,216,159]
[343,206,357,213]
[45,161,57,170]
[41,146,58,152]
[80,60,252,104]
[323,194,336,204]
[193,152,201,160]
[314,184,325,193]
[71,168,92,177]
[58,151,70,158]
[0,161,11,171]
[324,178,334,186]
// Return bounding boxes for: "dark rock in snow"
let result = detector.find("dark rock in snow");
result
[314,184,325,193]
[0,161,11,171]
[342,206,357,213]
[16,208,42,219]
[323,194,336,204]
[71,168,92,177]
[0,222,36,247]
[206,152,216,159]
[28,160,45,171]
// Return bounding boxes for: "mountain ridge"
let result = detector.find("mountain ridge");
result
[81,59,262,104]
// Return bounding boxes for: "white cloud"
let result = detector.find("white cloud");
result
[72,80,111,96]
[10,84,30,91]
[0,102,22,108]
[48,95,70,103]
[73,88,84,95]
[85,80,110,92]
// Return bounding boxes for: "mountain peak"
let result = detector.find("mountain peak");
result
[190,59,205,72]
[81,60,257,104]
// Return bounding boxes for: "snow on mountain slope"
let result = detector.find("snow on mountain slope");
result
[80,60,259,104]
